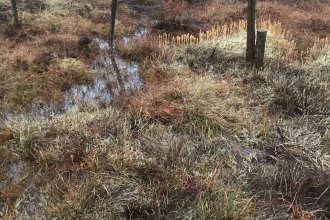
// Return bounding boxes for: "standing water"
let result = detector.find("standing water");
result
[2,26,151,121]
[61,37,144,110]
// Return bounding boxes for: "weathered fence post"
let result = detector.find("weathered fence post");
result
[246,0,256,61]
[10,0,19,24]
[255,29,267,68]
[109,0,118,52]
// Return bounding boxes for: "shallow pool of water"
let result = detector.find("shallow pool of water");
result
[3,34,146,121]
[6,160,25,183]
[62,37,144,108]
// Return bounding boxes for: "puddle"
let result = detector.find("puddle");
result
[2,160,47,218]
[123,26,151,45]
[242,147,255,157]
[61,37,144,109]
[6,160,25,183]
[0,201,6,218]
[0,181,4,191]
[17,186,47,218]
[3,30,148,121]
[0,28,148,217]
[0,22,165,121]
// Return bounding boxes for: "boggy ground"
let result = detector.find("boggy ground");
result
[0,0,330,219]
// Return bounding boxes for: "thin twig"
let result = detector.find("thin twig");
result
[314,185,330,206]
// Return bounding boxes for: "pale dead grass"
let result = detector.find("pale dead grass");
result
[43,33,78,43]
[21,8,106,35]
[0,43,39,64]
[1,107,256,219]
[308,41,330,69]
[159,19,298,61]
[1,0,330,219]
[0,106,253,219]
[259,1,330,44]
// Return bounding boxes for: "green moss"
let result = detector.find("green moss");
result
[59,58,94,83]
[60,58,86,72]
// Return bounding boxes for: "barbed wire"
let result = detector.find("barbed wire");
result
[195,3,247,8]
[126,46,323,65]
[266,36,330,45]
[123,31,330,47]
[125,2,330,16]
[1,2,330,17]
[122,34,311,53]
[126,19,330,46]
[1,1,330,47]
[257,5,330,15]
[1,1,330,13]
[266,36,296,41]
[124,2,247,8]
[122,31,330,51]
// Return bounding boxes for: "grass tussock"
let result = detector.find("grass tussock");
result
[0,109,252,219]
[268,67,330,116]
[0,0,139,114]
[1,0,330,219]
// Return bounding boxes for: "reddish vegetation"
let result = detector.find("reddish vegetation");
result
[150,99,181,123]
[0,0,329,219]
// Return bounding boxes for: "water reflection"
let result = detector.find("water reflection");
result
[63,37,144,108]
[4,37,145,121]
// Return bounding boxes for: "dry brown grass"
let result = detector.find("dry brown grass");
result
[1,0,330,219]
[0,0,142,114]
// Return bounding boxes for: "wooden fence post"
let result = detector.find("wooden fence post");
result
[246,0,256,61]
[255,29,267,68]
[10,0,19,24]
[109,0,118,52]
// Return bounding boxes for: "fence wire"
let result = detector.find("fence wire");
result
[268,8,330,15]
[1,1,330,54]
[136,21,330,47]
